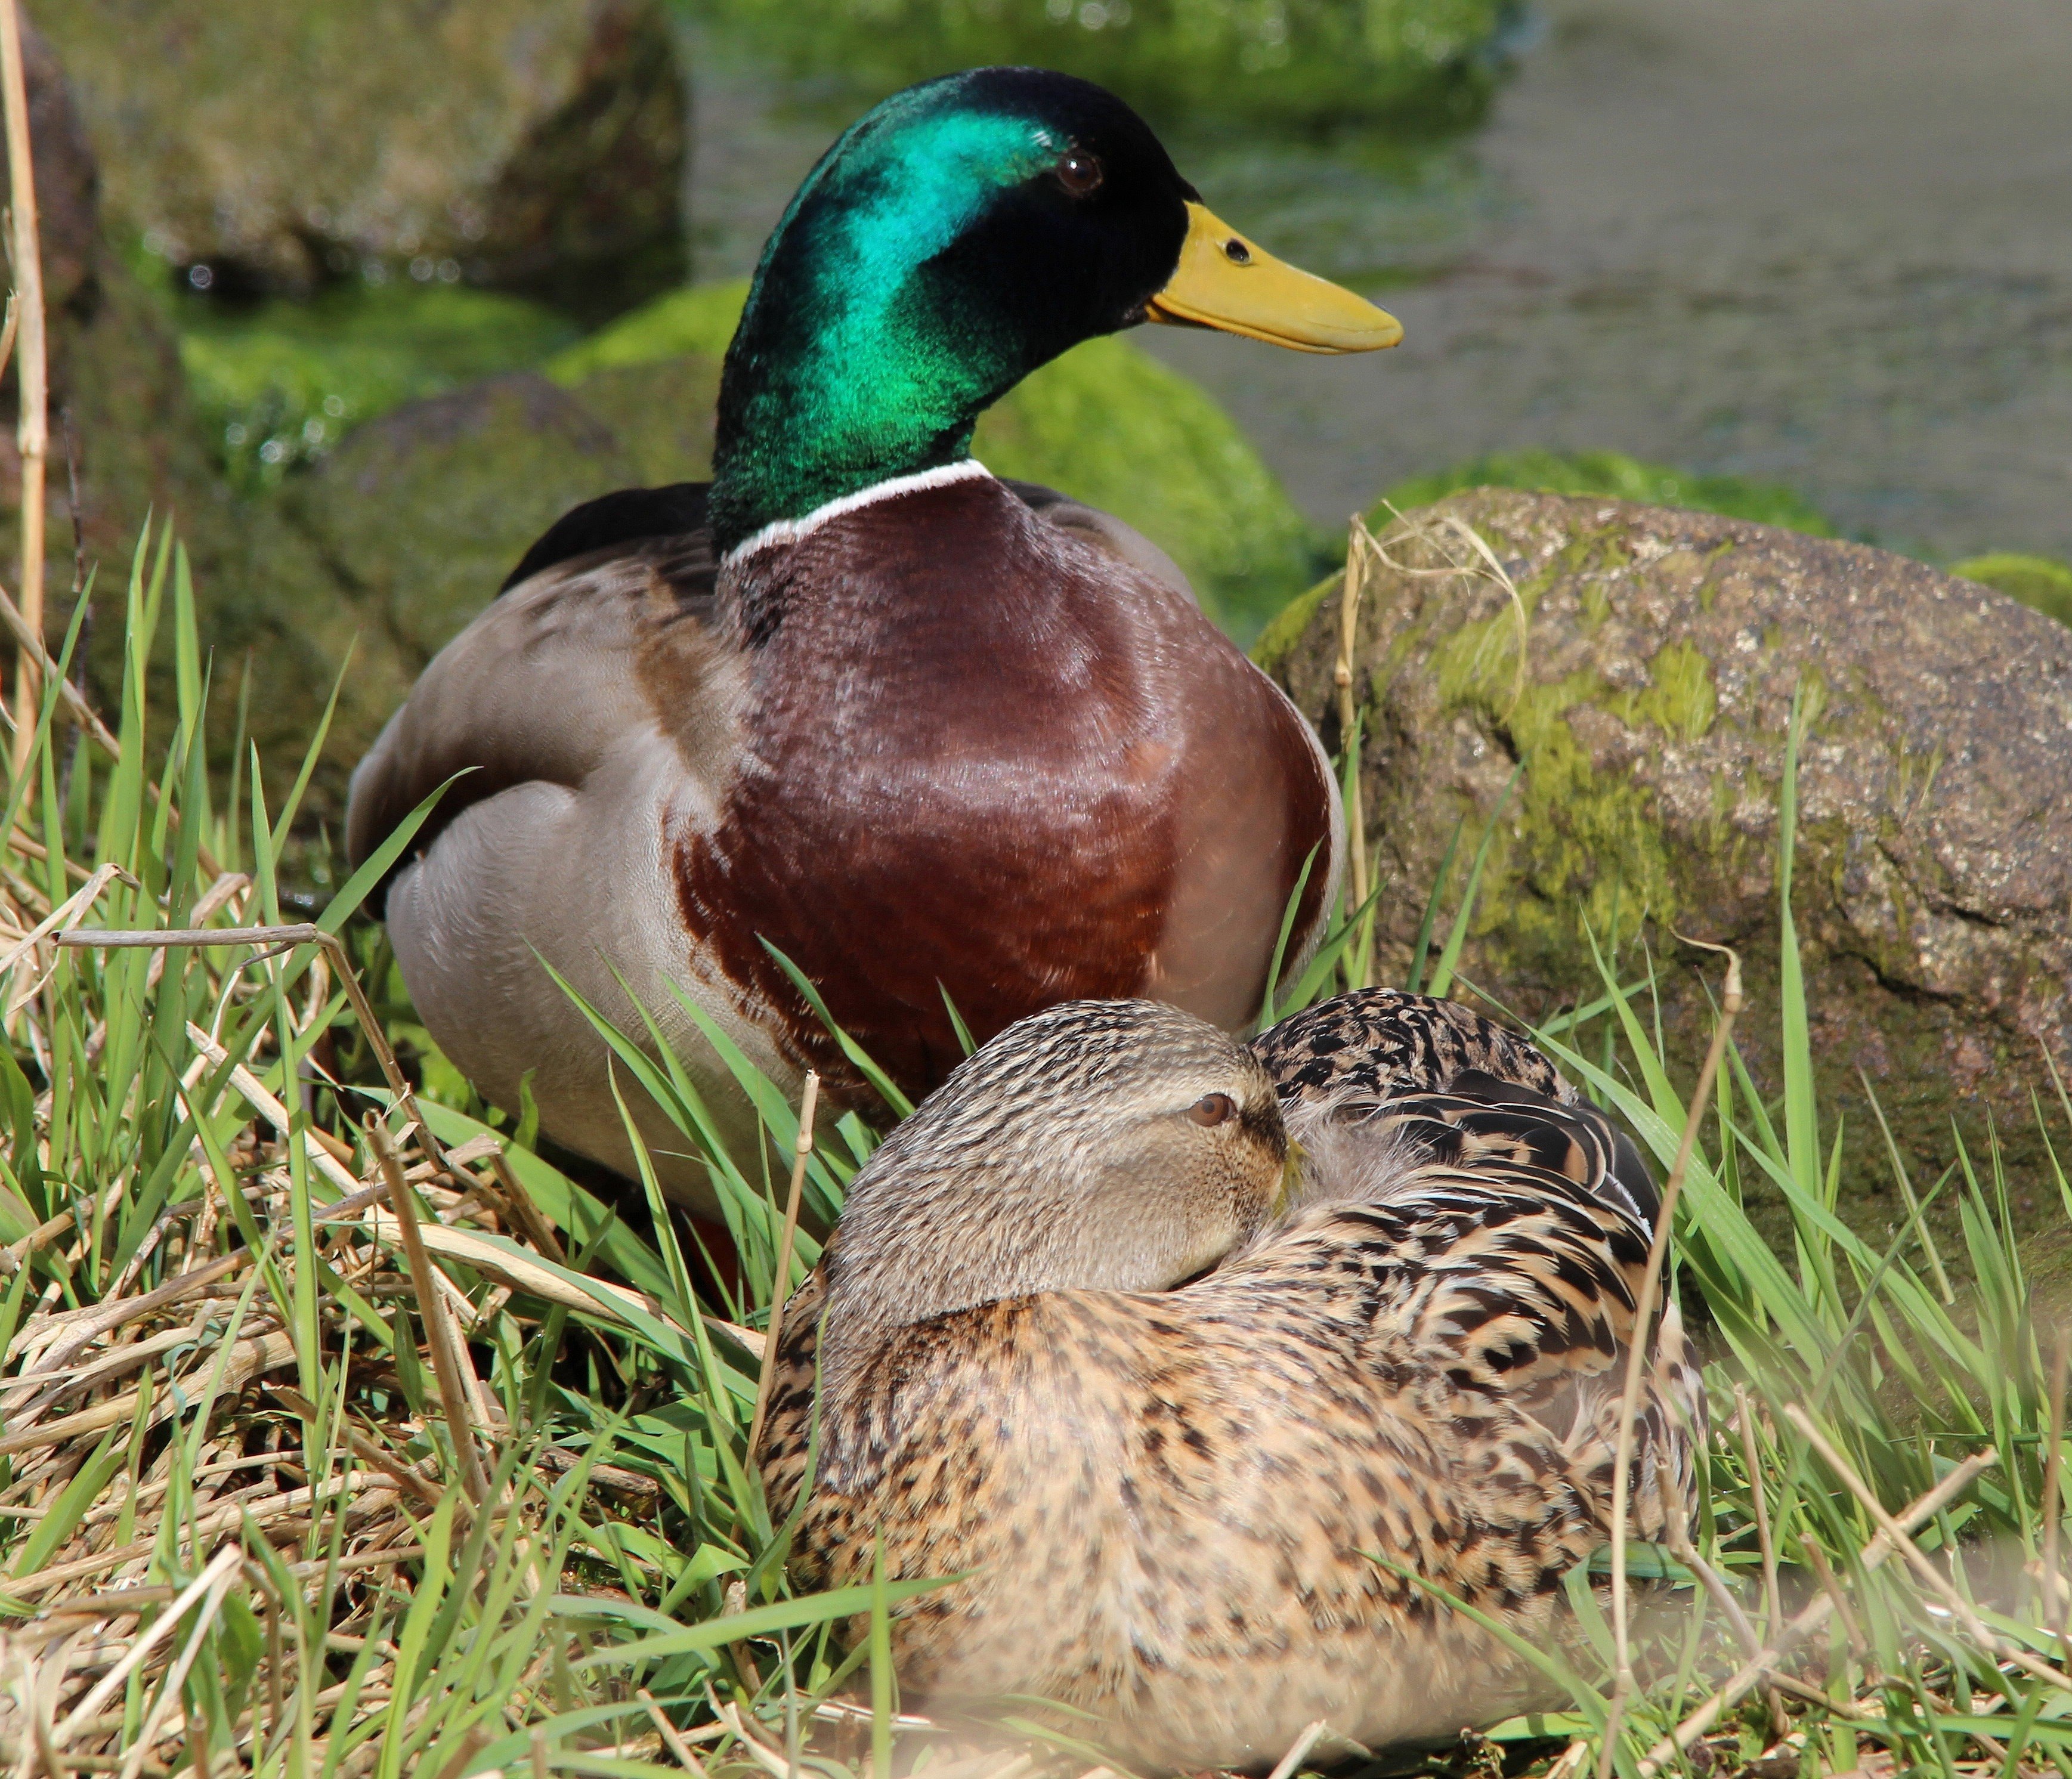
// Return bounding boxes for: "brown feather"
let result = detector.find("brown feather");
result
[757,994,1699,1767]
[677,475,1334,1096]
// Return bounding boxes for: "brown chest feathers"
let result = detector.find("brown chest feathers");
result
[676,478,1334,1099]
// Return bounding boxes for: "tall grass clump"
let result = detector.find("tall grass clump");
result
[0,530,898,1773]
[0,522,2064,1777]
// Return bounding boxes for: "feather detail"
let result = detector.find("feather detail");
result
[757,991,1700,1767]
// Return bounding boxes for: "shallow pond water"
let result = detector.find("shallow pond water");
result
[687,0,2072,562]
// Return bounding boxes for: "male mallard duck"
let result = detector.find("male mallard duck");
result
[344,69,1400,1202]
[759,990,1699,1768]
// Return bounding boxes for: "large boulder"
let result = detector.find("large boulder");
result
[1260,488,2072,1244]
[0,17,713,816]
[38,0,686,320]
[244,355,716,815]
[279,357,718,674]
[0,20,390,807]
[1,16,206,586]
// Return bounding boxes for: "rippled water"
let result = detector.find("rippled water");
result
[688,0,2072,562]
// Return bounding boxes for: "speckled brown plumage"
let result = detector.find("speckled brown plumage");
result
[1258,986,1660,1226]
[1256,983,1570,1104]
[757,995,1699,1769]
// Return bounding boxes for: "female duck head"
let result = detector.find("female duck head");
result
[710,67,1402,553]
[818,999,1288,1370]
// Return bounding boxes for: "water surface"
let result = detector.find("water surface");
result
[687,1,2072,560]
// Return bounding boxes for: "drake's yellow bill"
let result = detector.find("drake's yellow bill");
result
[1148,202,1403,354]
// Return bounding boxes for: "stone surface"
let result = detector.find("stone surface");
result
[279,359,718,680]
[10,0,716,814]
[0,20,399,811]
[38,0,686,319]
[1953,555,2072,632]
[246,358,720,818]
[8,18,97,311]
[1261,488,2072,1243]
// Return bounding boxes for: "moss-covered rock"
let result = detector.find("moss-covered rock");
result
[1953,555,2072,631]
[1265,488,2072,1248]
[570,356,723,493]
[40,0,686,318]
[279,356,719,675]
[1,14,706,818]
[696,0,1506,133]
[550,279,1320,636]
[0,20,373,796]
[236,354,719,810]
[1381,449,1837,537]
[178,284,580,491]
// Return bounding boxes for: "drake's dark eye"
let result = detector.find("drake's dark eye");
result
[1189,1093,1237,1127]
[1056,150,1105,198]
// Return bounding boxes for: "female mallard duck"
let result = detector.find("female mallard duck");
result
[343,69,1400,1203]
[758,989,1699,1768]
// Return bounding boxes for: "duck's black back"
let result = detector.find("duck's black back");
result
[500,482,713,593]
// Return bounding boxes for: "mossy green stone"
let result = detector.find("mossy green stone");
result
[281,358,722,672]
[695,0,1506,131]
[42,0,686,314]
[180,286,579,491]
[1953,554,2072,630]
[571,357,725,490]
[1270,488,2072,1253]
[1380,449,1837,537]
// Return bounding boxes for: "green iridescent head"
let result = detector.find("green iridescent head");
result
[710,69,1195,551]
[709,67,1405,554]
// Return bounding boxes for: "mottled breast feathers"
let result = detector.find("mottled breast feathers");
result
[757,989,1702,1768]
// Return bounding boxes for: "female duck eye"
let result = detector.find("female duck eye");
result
[1056,150,1104,198]
[1189,1093,1237,1127]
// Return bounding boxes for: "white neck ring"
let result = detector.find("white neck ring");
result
[723,459,994,563]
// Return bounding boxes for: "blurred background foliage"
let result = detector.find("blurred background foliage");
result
[686,0,1516,131]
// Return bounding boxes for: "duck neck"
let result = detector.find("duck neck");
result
[709,311,1009,556]
[707,99,1087,554]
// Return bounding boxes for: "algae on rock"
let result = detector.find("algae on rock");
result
[40,0,688,317]
[1953,555,2072,632]
[0,17,388,810]
[178,285,580,491]
[1380,448,1838,537]
[280,356,721,676]
[1265,488,2072,1249]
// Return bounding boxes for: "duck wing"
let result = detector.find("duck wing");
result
[1255,987,1658,1225]
[1255,986,1572,1103]
[1251,986,1696,1510]
[344,518,722,889]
